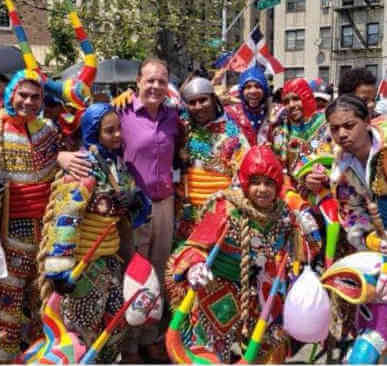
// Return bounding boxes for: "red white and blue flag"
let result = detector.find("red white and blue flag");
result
[377,71,387,98]
[226,26,284,74]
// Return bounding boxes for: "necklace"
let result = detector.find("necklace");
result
[187,126,214,162]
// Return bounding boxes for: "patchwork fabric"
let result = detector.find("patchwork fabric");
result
[174,111,249,244]
[166,191,296,363]
[61,256,126,363]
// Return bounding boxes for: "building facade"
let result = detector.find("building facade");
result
[0,1,50,68]
[272,0,386,88]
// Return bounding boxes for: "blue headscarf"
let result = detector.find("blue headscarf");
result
[238,66,269,129]
[81,103,119,161]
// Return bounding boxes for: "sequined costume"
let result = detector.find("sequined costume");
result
[272,110,331,185]
[175,78,249,243]
[331,119,387,251]
[224,66,272,147]
[0,70,66,361]
[329,118,387,363]
[272,79,332,183]
[166,147,319,363]
[39,104,142,363]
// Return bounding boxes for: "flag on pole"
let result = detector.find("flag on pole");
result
[226,26,284,74]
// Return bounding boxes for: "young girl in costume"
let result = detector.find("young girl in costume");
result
[37,103,149,363]
[166,146,320,363]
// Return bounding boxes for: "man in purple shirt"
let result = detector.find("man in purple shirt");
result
[118,58,178,362]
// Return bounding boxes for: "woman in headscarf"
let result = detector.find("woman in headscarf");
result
[37,103,149,363]
[225,65,272,147]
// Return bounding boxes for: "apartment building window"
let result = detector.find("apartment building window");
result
[342,0,354,5]
[321,0,330,8]
[367,23,379,46]
[286,29,305,51]
[286,0,305,12]
[319,67,330,84]
[285,68,304,81]
[341,25,353,48]
[340,65,352,81]
[320,27,331,49]
[0,4,10,28]
[366,64,378,78]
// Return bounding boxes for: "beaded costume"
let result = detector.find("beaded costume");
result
[175,78,249,243]
[329,118,387,363]
[331,119,387,250]
[166,147,318,363]
[272,78,332,184]
[38,104,143,363]
[0,70,66,361]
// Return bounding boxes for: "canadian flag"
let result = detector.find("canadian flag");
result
[226,26,284,74]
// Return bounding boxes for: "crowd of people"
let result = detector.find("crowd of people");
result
[0,54,387,364]
[1,8,387,362]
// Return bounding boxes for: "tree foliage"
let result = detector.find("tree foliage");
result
[46,0,246,78]
[45,0,78,72]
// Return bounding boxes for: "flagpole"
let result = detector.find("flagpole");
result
[225,0,256,36]
[222,0,228,87]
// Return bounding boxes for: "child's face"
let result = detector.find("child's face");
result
[354,84,376,116]
[247,175,277,210]
[99,112,121,150]
[282,92,304,123]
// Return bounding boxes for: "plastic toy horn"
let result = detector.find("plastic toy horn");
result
[4,0,97,110]
[4,0,40,72]
[295,155,340,268]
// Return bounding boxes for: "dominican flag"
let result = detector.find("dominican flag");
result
[377,71,387,98]
[226,26,284,74]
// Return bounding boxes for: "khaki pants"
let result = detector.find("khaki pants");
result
[122,195,174,353]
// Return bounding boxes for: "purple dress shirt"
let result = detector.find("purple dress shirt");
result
[119,95,178,201]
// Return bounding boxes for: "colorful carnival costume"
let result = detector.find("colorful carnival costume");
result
[224,66,272,147]
[38,104,147,363]
[166,146,319,363]
[175,78,249,243]
[270,78,332,264]
[0,70,64,361]
[331,118,387,250]
[272,78,332,185]
[329,117,387,363]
